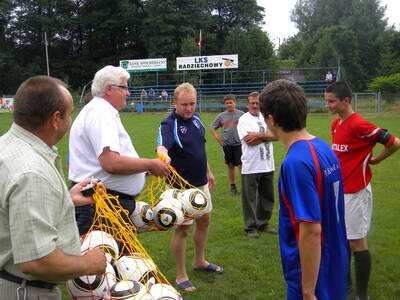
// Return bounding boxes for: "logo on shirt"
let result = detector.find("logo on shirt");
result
[332,144,348,152]
[193,120,201,129]
[180,126,187,134]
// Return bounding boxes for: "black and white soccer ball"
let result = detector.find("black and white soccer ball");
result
[152,198,184,230]
[80,230,119,262]
[110,280,152,300]
[129,201,154,233]
[66,262,116,299]
[180,188,209,218]
[149,283,183,300]
[113,254,158,285]
[159,188,182,202]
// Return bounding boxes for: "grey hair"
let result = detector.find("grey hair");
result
[91,65,130,97]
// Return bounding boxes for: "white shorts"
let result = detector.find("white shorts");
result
[180,184,212,226]
[344,183,373,240]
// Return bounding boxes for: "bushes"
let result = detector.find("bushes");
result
[368,73,400,93]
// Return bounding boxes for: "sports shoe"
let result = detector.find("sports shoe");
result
[246,231,260,238]
[230,186,238,195]
[259,224,277,235]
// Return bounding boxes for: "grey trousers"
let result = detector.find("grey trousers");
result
[241,171,275,232]
[0,278,61,300]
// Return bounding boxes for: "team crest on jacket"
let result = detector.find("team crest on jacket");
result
[180,126,187,134]
[193,120,200,129]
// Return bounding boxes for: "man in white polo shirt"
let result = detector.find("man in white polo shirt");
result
[237,91,278,238]
[68,65,170,235]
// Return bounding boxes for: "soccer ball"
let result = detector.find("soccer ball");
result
[66,262,117,299]
[129,201,154,233]
[180,188,209,218]
[113,254,158,285]
[159,188,182,201]
[80,230,119,262]
[152,198,184,230]
[110,280,152,300]
[149,283,182,300]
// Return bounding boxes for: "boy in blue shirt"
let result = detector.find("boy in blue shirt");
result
[260,79,348,300]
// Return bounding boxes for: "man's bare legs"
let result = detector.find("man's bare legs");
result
[171,213,222,292]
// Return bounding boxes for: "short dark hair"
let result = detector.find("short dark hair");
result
[13,76,68,129]
[260,79,307,132]
[223,94,236,102]
[325,81,352,100]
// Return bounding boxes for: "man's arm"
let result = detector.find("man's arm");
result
[370,136,400,165]
[98,147,169,176]
[210,127,224,146]
[298,221,321,300]
[18,248,106,282]
[243,131,278,146]
[156,145,171,164]
[206,163,216,190]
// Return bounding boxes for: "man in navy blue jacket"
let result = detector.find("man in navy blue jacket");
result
[157,83,223,292]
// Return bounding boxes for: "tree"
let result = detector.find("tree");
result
[142,0,208,65]
[206,0,264,53]
[0,0,273,93]
[375,28,400,77]
[0,0,17,94]
[278,35,302,60]
[291,0,387,90]
[223,25,276,72]
[368,73,400,93]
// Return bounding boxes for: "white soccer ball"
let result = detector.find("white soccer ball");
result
[80,230,119,262]
[113,254,158,285]
[130,201,154,233]
[66,262,117,300]
[180,188,209,218]
[159,188,182,202]
[149,283,182,300]
[152,198,184,230]
[110,280,152,300]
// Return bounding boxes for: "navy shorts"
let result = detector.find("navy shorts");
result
[223,145,242,166]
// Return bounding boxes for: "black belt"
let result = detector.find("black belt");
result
[0,270,57,290]
[106,188,137,201]
[70,181,137,201]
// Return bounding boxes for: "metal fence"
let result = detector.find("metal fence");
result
[124,92,400,115]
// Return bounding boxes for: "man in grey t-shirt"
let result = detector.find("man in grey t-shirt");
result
[210,94,244,195]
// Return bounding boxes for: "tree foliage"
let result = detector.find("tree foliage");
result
[290,0,387,90]
[223,25,276,72]
[0,0,271,94]
[368,73,400,93]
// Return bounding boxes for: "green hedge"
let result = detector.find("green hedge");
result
[368,73,400,93]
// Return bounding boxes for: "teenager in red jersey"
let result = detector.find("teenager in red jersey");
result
[325,81,400,300]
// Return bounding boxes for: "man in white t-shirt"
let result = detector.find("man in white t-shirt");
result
[68,65,170,236]
[237,92,278,238]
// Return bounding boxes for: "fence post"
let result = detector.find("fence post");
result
[354,93,358,112]
[377,91,381,115]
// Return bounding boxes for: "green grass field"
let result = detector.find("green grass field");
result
[0,111,399,300]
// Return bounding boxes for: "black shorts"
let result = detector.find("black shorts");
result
[223,145,242,166]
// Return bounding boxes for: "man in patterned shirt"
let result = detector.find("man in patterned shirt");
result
[0,76,106,300]
[325,81,400,300]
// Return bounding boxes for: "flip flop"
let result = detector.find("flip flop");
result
[193,263,224,274]
[174,280,196,292]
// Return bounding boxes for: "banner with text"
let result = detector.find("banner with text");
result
[120,58,167,72]
[176,55,238,71]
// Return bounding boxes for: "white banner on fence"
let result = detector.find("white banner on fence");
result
[120,58,167,72]
[0,97,14,111]
[176,54,238,71]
